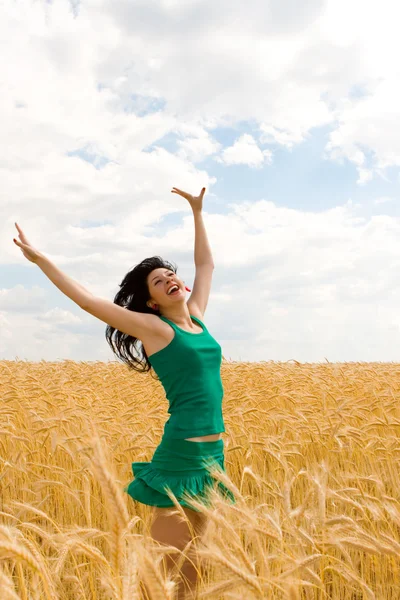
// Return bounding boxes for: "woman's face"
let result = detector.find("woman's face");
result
[147,268,185,309]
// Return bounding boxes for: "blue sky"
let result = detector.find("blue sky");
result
[2,0,400,363]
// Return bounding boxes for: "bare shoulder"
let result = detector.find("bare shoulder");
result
[139,312,167,338]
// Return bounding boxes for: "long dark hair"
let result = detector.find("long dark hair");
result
[105,256,178,378]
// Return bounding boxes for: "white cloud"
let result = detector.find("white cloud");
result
[39,308,83,325]
[326,78,400,183]
[217,134,273,168]
[0,285,47,312]
[206,200,400,362]
[259,124,305,149]
[1,0,399,202]
[177,135,221,163]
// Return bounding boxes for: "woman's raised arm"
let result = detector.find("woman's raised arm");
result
[13,222,158,341]
[13,222,93,308]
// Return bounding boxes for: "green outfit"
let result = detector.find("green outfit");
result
[125,314,235,511]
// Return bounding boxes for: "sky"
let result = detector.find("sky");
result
[2,0,400,364]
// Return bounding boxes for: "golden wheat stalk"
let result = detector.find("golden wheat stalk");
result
[0,541,55,600]
[138,548,177,600]
[197,577,244,599]
[196,541,263,595]
[0,568,20,600]
[323,565,376,600]
[122,539,142,600]
[89,435,129,529]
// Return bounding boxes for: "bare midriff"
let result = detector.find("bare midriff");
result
[184,433,223,442]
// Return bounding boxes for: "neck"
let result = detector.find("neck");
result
[160,304,193,326]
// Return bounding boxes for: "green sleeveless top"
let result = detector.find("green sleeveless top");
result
[148,314,225,440]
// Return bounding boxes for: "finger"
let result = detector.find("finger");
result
[171,187,185,194]
[19,233,32,247]
[171,190,189,199]
[14,237,30,249]
[15,223,29,244]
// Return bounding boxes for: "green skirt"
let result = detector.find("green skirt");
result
[125,437,236,512]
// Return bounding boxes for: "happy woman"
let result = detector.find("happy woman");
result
[13,186,235,599]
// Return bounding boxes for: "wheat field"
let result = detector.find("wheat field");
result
[1,359,400,599]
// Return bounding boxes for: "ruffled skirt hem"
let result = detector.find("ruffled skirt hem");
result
[125,459,236,512]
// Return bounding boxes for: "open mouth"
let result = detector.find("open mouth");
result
[167,285,180,296]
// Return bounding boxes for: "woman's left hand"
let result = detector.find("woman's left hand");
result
[171,187,206,211]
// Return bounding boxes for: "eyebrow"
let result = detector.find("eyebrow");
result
[151,270,173,284]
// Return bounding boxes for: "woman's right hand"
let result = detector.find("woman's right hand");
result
[13,223,43,264]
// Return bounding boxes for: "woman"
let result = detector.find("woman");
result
[13,186,235,599]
